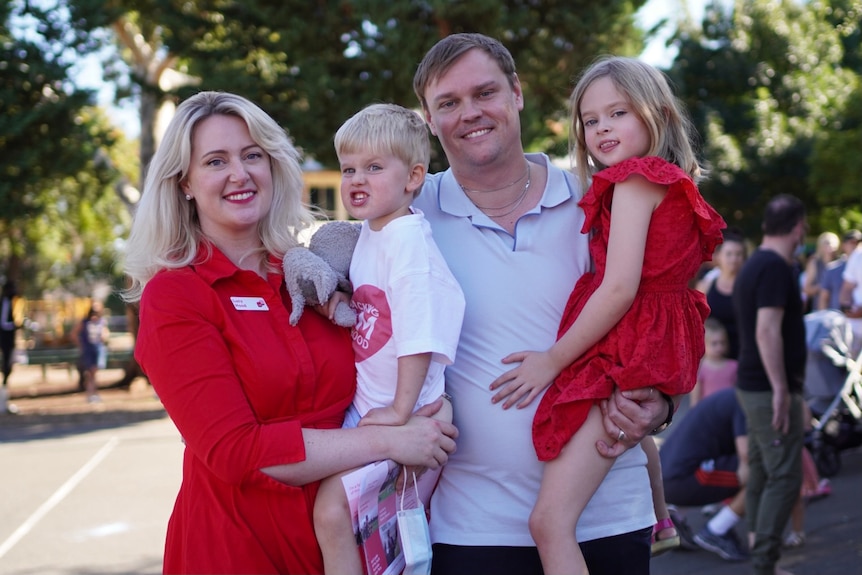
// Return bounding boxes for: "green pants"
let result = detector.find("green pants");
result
[736,389,804,575]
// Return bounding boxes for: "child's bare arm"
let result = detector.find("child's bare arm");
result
[316,290,350,322]
[490,176,665,409]
[359,353,431,426]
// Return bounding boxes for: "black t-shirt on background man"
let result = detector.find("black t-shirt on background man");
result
[733,248,806,394]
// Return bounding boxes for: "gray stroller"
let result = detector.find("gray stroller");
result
[803,310,862,477]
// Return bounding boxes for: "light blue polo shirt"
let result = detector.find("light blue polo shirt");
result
[413,153,653,545]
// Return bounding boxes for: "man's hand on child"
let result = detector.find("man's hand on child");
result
[596,386,666,457]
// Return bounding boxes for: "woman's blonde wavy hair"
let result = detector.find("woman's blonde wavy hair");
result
[569,56,706,191]
[122,91,314,302]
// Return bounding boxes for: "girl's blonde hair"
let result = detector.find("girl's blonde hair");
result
[122,91,314,302]
[569,56,705,191]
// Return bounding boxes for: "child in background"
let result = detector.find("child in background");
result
[78,304,109,403]
[489,56,725,574]
[313,103,465,575]
[691,318,739,407]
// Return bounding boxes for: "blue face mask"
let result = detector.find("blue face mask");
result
[397,468,433,575]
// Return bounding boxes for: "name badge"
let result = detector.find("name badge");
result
[231,296,269,311]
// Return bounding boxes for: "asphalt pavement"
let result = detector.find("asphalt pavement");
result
[1,364,860,575]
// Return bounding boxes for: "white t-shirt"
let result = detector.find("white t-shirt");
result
[349,210,465,416]
[413,154,653,546]
[843,248,862,305]
[842,247,862,352]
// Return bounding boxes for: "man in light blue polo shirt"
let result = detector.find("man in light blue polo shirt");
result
[411,33,674,575]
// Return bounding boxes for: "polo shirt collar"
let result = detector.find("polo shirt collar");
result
[437,153,573,218]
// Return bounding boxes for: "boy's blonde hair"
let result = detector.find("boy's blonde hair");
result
[334,103,430,197]
[569,56,706,191]
[122,91,314,302]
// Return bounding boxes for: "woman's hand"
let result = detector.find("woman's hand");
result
[596,386,669,457]
[383,399,458,469]
[489,350,558,409]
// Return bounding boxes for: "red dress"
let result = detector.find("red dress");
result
[136,247,355,574]
[532,156,725,461]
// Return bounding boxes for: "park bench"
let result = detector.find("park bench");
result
[24,347,135,380]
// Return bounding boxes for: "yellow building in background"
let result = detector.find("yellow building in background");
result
[302,169,348,221]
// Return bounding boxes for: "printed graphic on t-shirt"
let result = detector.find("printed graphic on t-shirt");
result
[350,285,392,361]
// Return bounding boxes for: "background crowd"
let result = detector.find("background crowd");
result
[2,26,861,575]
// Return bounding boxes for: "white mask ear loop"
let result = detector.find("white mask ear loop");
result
[400,466,421,510]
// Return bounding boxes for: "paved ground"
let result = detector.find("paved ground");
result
[652,395,862,575]
[652,448,862,574]
[2,364,164,429]
[2,364,860,574]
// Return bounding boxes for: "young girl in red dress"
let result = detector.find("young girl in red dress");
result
[490,56,725,574]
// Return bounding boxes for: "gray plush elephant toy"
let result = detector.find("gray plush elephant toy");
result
[283,220,361,327]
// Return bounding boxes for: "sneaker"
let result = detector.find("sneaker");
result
[812,478,832,500]
[694,526,749,561]
[783,531,805,549]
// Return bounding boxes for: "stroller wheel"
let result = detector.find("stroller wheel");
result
[813,443,841,478]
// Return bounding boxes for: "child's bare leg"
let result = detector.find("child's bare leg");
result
[84,368,98,398]
[643,436,677,538]
[530,405,616,575]
[314,473,363,575]
[789,495,804,534]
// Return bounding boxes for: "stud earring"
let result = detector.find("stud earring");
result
[185,194,192,201]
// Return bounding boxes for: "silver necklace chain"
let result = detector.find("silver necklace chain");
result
[466,163,531,218]
[458,162,530,194]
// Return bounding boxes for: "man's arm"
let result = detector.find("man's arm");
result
[839,279,862,318]
[755,306,791,433]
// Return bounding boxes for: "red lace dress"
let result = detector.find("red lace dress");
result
[532,156,725,461]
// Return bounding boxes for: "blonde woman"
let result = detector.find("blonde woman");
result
[122,91,456,574]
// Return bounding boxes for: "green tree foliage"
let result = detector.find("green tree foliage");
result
[1,0,97,222]
[66,0,194,185]
[0,0,132,297]
[132,0,646,169]
[808,0,862,232]
[668,0,860,237]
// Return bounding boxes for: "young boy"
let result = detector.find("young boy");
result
[313,103,465,574]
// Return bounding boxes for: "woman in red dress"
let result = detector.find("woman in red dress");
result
[123,91,457,575]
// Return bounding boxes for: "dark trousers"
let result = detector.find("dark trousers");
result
[737,390,804,575]
[1,330,14,385]
[431,527,651,575]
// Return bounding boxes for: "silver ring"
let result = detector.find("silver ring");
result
[617,428,626,442]
[649,387,654,397]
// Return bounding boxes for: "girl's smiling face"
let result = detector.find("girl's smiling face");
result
[580,76,651,167]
